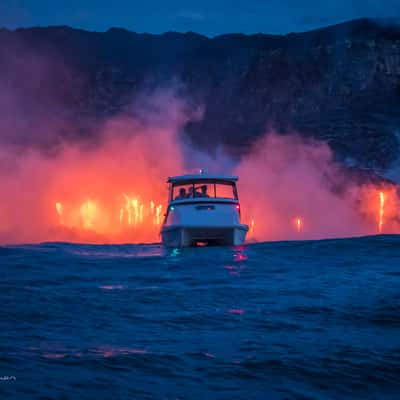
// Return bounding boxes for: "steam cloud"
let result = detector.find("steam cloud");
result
[0,41,399,244]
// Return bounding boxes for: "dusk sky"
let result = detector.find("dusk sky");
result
[0,0,400,36]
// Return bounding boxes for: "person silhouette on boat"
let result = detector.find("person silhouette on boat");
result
[187,186,195,198]
[196,185,210,197]
[175,187,187,200]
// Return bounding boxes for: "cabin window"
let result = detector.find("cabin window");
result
[172,182,237,201]
[215,183,237,199]
[193,183,214,198]
[173,184,195,200]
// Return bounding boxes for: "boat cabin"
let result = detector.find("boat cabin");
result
[168,174,239,203]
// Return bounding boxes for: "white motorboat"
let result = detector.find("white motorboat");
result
[160,171,249,247]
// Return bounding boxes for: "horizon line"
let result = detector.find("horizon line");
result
[1,17,399,39]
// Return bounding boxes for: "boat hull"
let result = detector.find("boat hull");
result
[161,225,248,247]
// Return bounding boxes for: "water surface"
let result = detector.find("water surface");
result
[1,236,399,399]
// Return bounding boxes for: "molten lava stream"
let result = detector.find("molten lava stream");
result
[295,217,303,233]
[378,191,385,233]
[53,194,164,244]
[359,185,400,235]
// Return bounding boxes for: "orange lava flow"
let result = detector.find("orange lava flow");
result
[0,116,185,244]
[249,219,255,236]
[378,191,385,233]
[54,195,164,241]
[1,126,399,244]
[358,185,400,235]
[295,217,303,232]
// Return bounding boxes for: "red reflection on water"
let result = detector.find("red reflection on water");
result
[93,347,147,357]
[233,247,248,262]
[99,285,125,290]
[42,353,67,359]
[234,254,247,262]
[228,308,245,315]
[224,265,246,276]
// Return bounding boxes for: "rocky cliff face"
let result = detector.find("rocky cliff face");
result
[0,18,399,171]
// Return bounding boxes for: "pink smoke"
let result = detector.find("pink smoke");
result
[235,133,394,241]
[0,38,398,244]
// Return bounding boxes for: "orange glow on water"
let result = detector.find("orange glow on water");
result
[228,308,245,315]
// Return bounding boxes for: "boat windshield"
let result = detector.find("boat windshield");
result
[172,181,238,201]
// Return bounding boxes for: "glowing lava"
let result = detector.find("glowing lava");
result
[54,194,164,240]
[378,191,385,233]
[358,185,399,235]
[249,219,255,236]
[55,202,63,224]
[120,195,142,226]
[295,217,303,232]
[80,200,98,230]
[1,123,400,244]
[155,204,163,225]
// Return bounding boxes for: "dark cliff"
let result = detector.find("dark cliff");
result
[1,18,400,170]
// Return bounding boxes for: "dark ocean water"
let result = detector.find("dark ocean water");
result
[0,236,400,400]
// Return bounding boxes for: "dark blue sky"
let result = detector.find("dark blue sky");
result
[1,0,400,36]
